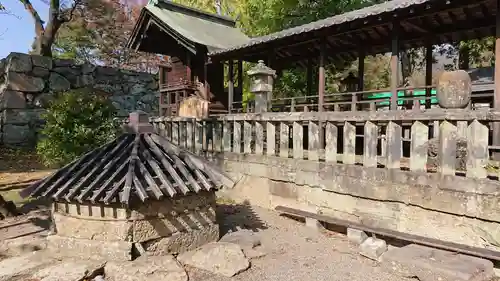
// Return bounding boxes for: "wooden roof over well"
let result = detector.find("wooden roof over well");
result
[209,0,497,66]
[21,112,233,207]
[127,0,250,56]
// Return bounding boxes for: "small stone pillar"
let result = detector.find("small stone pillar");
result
[247,60,276,113]
[436,70,472,109]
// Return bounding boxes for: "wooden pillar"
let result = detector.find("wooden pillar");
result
[493,0,500,160]
[425,41,433,109]
[355,48,365,111]
[228,60,234,113]
[307,59,313,96]
[318,40,326,112]
[237,60,243,90]
[390,21,400,110]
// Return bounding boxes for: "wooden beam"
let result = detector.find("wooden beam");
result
[318,40,326,112]
[390,21,400,110]
[401,20,427,33]
[228,60,234,113]
[307,59,313,96]
[355,48,365,111]
[425,40,433,109]
[492,0,500,161]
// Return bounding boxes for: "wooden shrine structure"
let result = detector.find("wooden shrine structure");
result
[209,0,500,113]
[127,0,249,116]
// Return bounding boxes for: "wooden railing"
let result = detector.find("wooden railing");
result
[230,82,495,114]
[150,109,500,181]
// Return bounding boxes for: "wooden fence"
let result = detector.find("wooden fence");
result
[150,109,500,181]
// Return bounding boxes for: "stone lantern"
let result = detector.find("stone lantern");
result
[247,60,276,113]
[436,70,472,109]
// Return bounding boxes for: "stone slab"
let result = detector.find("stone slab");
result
[32,259,105,281]
[46,235,132,261]
[0,251,54,281]
[347,228,368,244]
[106,255,187,281]
[380,244,494,281]
[178,242,250,277]
[359,237,387,260]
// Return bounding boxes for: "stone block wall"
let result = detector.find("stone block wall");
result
[0,52,159,146]
[50,191,218,260]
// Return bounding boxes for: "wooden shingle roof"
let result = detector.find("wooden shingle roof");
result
[21,111,233,206]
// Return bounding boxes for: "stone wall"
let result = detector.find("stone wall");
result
[214,153,500,251]
[49,191,218,261]
[0,52,159,146]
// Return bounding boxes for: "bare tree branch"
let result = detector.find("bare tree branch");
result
[60,0,83,23]
[19,0,45,35]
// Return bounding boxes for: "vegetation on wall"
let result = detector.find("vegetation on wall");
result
[36,88,119,167]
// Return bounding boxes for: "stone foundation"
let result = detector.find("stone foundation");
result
[215,153,500,250]
[49,191,218,260]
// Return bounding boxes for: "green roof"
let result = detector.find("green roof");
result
[128,0,250,54]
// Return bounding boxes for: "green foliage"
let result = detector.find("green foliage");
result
[36,88,119,167]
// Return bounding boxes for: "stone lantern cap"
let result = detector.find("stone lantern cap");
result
[247,60,277,77]
[21,111,234,207]
[247,60,276,93]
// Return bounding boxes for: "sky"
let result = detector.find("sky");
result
[0,1,49,58]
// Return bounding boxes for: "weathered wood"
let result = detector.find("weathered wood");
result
[308,121,320,161]
[213,121,223,152]
[195,121,203,153]
[363,121,378,167]
[343,122,356,164]
[293,122,303,159]
[189,109,500,123]
[280,122,289,158]
[144,135,191,194]
[325,122,338,163]
[233,121,242,153]
[186,120,195,152]
[244,121,252,154]
[121,135,140,205]
[266,121,276,156]
[410,121,428,172]
[386,121,402,169]
[223,121,231,152]
[140,148,177,197]
[255,121,264,155]
[466,120,488,179]
[439,121,457,175]
[172,122,179,146]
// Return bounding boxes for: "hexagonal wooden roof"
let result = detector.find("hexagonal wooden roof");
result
[21,111,233,206]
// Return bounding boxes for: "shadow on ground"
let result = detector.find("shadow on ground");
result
[216,200,268,236]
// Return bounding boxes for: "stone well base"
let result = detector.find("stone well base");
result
[47,224,219,261]
[49,191,219,259]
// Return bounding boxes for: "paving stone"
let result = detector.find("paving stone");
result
[305,217,324,230]
[380,244,494,281]
[347,228,368,244]
[359,237,387,260]
[106,255,187,281]
[177,242,250,277]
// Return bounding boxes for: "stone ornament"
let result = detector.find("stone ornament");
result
[436,70,472,109]
[247,60,276,113]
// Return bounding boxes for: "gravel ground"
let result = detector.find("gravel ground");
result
[188,203,408,281]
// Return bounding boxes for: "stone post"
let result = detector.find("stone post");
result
[247,60,276,113]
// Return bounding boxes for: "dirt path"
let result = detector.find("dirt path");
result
[189,204,408,281]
